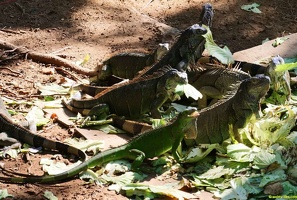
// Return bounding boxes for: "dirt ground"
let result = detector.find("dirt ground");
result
[0,0,297,199]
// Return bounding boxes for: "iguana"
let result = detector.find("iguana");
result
[199,3,214,28]
[264,55,291,104]
[0,97,86,161]
[93,43,169,83]
[138,4,213,77]
[188,66,251,108]
[186,75,270,145]
[138,24,208,77]
[0,108,199,183]
[64,67,188,119]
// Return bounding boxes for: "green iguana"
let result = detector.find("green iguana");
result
[94,43,169,82]
[64,67,188,119]
[186,75,270,145]
[188,66,251,108]
[0,97,86,161]
[0,108,199,183]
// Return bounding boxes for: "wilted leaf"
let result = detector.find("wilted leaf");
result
[122,183,196,200]
[183,144,221,163]
[0,189,13,199]
[44,190,58,200]
[214,178,248,200]
[104,160,131,175]
[241,3,261,13]
[253,149,277,169]
[272,37,288,47]
[37,83,70,95]
[259,169,287,187]
[227,143,259,162]
[64,138,104,154]
[275,62,297,72]
[41,159,81,175]
[26,106,49,127]
[198,166,234,180]
[202,26,234,65]
[175,84,203,100]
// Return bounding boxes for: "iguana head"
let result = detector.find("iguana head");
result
[164,68,188,95]
[178,24,208,69]
[199,3,214,27]
[177,107,199,139]
[240,75,271,100]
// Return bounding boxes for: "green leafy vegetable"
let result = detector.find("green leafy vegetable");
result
[241,3,261,13]
[202,26,234,65]
[44,191,58,200]
[0,189,13,199]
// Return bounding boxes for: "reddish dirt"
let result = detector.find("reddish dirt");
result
[0,0,296,199]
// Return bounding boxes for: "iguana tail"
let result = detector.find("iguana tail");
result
[0,146,133,183]
[0,113,86,162]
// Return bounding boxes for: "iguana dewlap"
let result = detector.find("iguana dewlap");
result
[0,108,199,183]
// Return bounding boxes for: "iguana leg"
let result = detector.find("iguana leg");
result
[198,86,222,108]
[88,104,110,118]
[150,93,168,119]
[171,138,182,162]
[129,149,145,169]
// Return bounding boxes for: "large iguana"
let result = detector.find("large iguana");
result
[138,24,207,77]
[188,66,251,108]
[64,67,188,119]
[0,97,86,161]
[138,4,213,77]
[186,75,270,145]
[93,43,169,83]
[0,108,199,183]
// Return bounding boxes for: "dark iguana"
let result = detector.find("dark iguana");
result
[0,108,199,183]
[0,97,86,161]
[138,4,213,77]
[93,43,169,83]
[199,3,214,28]
[64,67,188,119]
[138,24,207,77]
[186,75,270,145]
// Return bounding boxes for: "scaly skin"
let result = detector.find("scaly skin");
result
[0,97,86,161]
[186,75,270,145]
[95,43,169,82]
[0,108,199,183]
[65,67,188,119]
[188,67,251,108]
[139,24,208,77]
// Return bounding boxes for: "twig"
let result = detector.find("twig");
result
[0,66,22,75]
[50,46,72,55]
[0,40,98,76]
[0,29,21,34]
[55,67,84,83]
